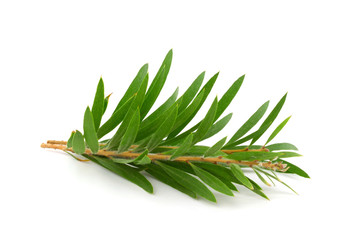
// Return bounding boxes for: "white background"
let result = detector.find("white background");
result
[1,1,354,239]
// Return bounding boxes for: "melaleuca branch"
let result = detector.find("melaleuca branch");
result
[41,50,309,203]
[41,142,287,171]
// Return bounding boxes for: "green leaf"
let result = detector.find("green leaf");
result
[140,87,179,128]
[135,155,151,165]
[72,130,85,154]
[230,164,253,189]
[226,151,301,161]
[204,137,227,157]
[248,177,262,190]
[145,164,196,198]
[265,116,292,145]
[161,161,195,174]
[117,108,140,153]
[177,72,205,112]
[108,76,148,149]
[83,107,99,153]
[146,106,178,151]
[193,162,241,184]
[170,134,193,160]
[253,168,271,186]
[133,149,148,160]
[202,113,233,141]
[215,75,244,120]
[192,97,218,144]
[266,142,298,151]
[279,151,302,158]
[114,63,148,113]
[280,159,310,178]
[111,158,136,164]
[91,77,105,131]
[103,93,112,114]
[189,163,233,196]
[136,100,181,143]
[132,149,151,165]
[85,155,153,193]
[168,72,219,138]
[140,50,173,118]
[67,131,75,148]
[225,101,269,147]
[156,161,216,202]
[252,189,269,200]
[250,93,288,146]
[254,167,298,194]
[97,95,135,139]
[170,90,205,133]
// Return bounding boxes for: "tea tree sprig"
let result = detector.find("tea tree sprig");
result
[41,50,308,203]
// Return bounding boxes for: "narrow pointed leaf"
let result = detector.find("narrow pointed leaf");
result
[67,131,75,148]
[91,155,153,193]
[141,50,173,118]
[146,106,178,151]
[192,97,218,144]
[135,100,181,143]
[145,164,196,198]
[168,72,219,138]
[250,93,288,146]
[252,189,269,200]
[108,76,148,149]
[114,63,148,113]
[72,130,85,154]
[202,113,233,141]
[135,155,151,165]
[189,163,233,196]
[225,101,269,147]
[254,166,298,194]
[230,164,253,189]
[280,159,310,178]
[170,90,205,133]
[170,134,193,160]
[215,75,244,120]
[194,162,241,184]
[156,161,216,202]
[111,158,136,164]
[265,116,292,145]
[226,151,301,161]
[266,142,298,151]
[177,71,205,112]
[91,78,105,130]
[117,108,140,153]
[133,149,149,161]
[97,95,135,139]
[227,151,282,161]
[248,177,262,190]
[204,137,227,157]
[83,107,99,153]
[103,93,112,114]
[253,168,271,186]
[140,87,178,128]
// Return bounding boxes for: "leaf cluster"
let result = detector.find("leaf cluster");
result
[62,50,308,202]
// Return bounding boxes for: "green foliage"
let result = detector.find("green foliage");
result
[156,161,216,202]
[83,107,99,153]
[91,77,105,131]
[46,50,308,203]
[117,108,140,153]
[230,164,253,189]
[72,130,85,154]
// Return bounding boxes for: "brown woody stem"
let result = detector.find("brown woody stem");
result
[41,142,287,171]
[46,141,270,154]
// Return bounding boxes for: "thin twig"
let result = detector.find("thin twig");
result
[41,142,287,171]
[46,141,270,154]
